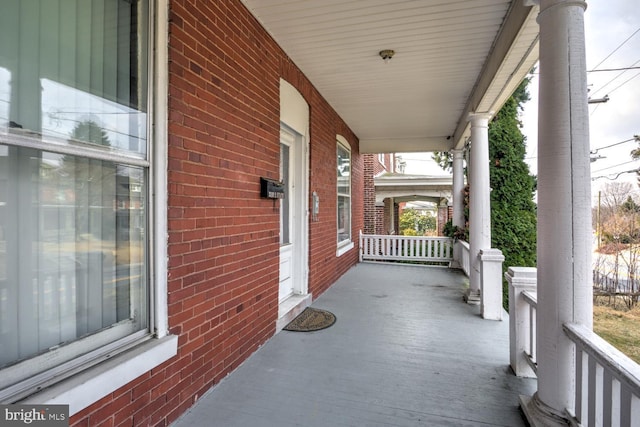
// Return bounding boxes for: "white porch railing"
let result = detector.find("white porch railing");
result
[359,232,453,264]
[564,323,640,426]
[521,290,537,374]
[507,267,640,426]
[459,240,470,276]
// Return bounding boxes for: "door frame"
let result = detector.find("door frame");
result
[279,125,308,299]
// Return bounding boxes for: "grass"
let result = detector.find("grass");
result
[593,303,640,364]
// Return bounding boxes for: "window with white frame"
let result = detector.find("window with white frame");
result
[336,136,351,245]
[0,0,154,401]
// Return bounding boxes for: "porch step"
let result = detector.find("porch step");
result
[276,294,312,332]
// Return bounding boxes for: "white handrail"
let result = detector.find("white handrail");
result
[359,233,453,263]
[564,323,640,426]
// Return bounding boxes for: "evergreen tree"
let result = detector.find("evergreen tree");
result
[488,78,537,310]
[433,77,537,310]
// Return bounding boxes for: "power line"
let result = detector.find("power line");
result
[589,66,640,73]
[591,136,640,154]
[607,71,640,95]
[592,159,640,174]
[592,168,639,181]
[590,59,640,97]
[590,27,640,71]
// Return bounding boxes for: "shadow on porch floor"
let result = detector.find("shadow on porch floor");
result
[172,263,536,427]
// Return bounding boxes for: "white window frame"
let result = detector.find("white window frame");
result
[0,0,176,416]
[336,135,353,256]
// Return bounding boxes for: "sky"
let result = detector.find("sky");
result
[403,2,640,205]
[522,1,640,205]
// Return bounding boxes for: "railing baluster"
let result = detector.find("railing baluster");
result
[529,304,535,364]
[620,383,631,427]
[588,357,597,427]
[576,347,584,424]
[604,369,613,426]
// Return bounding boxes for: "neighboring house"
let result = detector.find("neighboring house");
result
[363,153,400,235]
[371,171,453,236]
[0,1,598,426]
[364,153,452,236]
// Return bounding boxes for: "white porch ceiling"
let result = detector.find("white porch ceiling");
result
[241,0,539,153]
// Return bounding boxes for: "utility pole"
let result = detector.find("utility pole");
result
[597,190,601,251]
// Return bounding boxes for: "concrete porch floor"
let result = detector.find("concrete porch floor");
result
[172,263,536,426]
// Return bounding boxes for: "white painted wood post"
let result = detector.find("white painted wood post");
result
[467,113,492,305]
[521,0,593,425]
[451,149,465,268]
[479,249,504,320]
[506,267,537,378]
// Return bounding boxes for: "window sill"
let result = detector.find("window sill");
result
[336,241,354,257]
[21,335,178,417]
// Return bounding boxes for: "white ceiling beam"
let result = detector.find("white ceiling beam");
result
[360,137,451,154]
[452,1,539,149]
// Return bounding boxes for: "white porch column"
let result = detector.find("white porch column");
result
[523,0,593,425]
[452,149,465,230]
[466,113,492,304]
[451,149,465,266]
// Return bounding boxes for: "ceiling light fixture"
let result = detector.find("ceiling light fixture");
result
[379,49,395,64]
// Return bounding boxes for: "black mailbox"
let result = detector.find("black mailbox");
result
[260,177,285,199]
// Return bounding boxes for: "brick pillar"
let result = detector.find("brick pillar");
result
[363,154,376,234]
[375,203,384,235]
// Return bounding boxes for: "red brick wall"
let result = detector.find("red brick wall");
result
[69,0,361,425]
[374,205,383,235]
[373,153,392,175]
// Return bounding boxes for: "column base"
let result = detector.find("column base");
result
[464,288,481,305]
[519,393,571,427]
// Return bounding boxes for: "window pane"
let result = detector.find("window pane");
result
[337,141,351,244]
[338,195,351,243]
[0,0,148,158]
[0,145,147,368]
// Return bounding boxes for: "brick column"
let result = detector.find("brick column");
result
[363,154,376,234]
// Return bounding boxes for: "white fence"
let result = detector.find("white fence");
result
[359,232,453,264]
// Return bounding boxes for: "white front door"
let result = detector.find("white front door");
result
[279,126,308,304]
[279,137,294,302]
